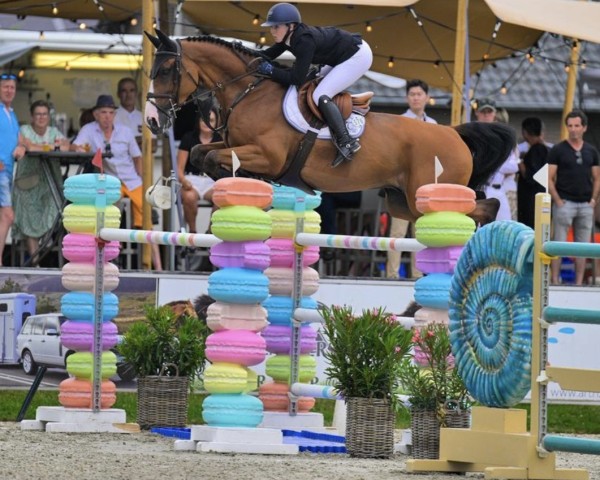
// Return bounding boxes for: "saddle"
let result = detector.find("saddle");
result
[298,79,373,123]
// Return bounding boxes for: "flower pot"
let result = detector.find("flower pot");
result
[137,366,189,430]
[410,406,471,459]
[345,397,395,458]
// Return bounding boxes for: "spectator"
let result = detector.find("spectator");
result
[386,79,436,279]
[176,109,221,233]
[316,192,362,236]
[72,94,162,271]
[0,73,26,266]
[115,78,142,141]
[114,77,156,152]
[494,107,519,220]
[475,98,519,221]
[517,117,551,228]
[13,100,70,262]
[548,110,600,285]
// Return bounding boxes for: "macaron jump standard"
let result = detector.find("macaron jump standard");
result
[411,183,477,410]
[201,178,274,430]
[56,173,123,420]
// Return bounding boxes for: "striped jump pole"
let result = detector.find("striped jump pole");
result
[99,228,221,248]
[295,232,426,252]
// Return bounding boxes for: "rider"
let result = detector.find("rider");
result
[257,3,373,167]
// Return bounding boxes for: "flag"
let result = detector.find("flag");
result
[231,150,240,177]
[434,156,443,182]
[92,148,103,173]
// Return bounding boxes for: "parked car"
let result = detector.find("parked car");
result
[16,313,134,380]
[16,313,70,375]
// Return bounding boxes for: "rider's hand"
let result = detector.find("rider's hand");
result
[257,61,274,76]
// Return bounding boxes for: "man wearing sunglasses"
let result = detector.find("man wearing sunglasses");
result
[0,73,26,266]
[548,110,600,285]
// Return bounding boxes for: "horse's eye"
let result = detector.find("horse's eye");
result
[158,67,172,78]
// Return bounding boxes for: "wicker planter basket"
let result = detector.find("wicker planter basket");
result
[410,406,471,459]
[137,365,189,430]
[345,397,395,458]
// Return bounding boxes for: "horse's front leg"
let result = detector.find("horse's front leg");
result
[192,144,273,179]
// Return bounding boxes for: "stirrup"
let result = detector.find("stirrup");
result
[331,141,360,167]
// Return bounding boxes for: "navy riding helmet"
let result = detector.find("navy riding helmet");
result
[261,3,301,27]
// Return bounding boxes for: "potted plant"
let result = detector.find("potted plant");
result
[119,304,209,429]
[320,305,413,458]
[398,322,471,459]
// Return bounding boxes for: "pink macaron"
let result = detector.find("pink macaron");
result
[265,238,320,267]
[62,233,121,263]
[205,330,267,367]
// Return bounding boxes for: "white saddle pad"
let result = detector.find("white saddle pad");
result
[282,86,366,140]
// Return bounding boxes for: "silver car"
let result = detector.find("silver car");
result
[16,313,71,375]
[16,313,134,380]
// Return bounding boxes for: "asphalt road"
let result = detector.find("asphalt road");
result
[0,364,137,391]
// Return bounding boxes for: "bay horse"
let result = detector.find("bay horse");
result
[145,30,515,224]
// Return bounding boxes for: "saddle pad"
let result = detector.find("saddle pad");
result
[283,86,366,139]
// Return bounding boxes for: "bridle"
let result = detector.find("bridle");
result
[146,38,265,135]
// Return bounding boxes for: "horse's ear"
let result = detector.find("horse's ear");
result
[155,29,178,53]
[144,31,161,49]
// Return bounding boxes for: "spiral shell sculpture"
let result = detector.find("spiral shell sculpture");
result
[449,221,534,408]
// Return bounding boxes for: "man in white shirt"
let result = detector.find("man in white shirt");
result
[475,99,519,221]
[386,79,437,279]
[73,94,162,270]
[114,78,144,146]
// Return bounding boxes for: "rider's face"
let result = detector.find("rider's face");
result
[270,24,290,43]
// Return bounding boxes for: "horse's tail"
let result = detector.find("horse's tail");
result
[454,122,516,191]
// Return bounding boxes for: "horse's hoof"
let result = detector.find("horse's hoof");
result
[190,145,206,172]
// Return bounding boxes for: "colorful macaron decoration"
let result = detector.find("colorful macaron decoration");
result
[266,238,320,268]
[202,178,274,428]
[61,262,120,292]
[202,393,264,428]
[264,266,320,296]
[58,173,122,411]
[211,206,272,241]
[205,330,267,367]
[209,240,271,270]
[60,320,119,351]
[211,178,274,209]
[206,302,268,332]
[207,268,270,304]
[62,233,120,263]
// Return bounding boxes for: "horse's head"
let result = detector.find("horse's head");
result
[145,30,195,134]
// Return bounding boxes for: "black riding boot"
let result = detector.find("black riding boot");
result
[318,95,361,167]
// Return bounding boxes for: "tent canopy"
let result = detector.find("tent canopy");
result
[181,0,542,89]
[0,0,542,89]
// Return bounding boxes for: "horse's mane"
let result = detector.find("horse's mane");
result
[185,35,264,59]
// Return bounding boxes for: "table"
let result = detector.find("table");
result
[27,151,95,210]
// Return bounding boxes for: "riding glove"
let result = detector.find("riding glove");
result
[257,61,274,76]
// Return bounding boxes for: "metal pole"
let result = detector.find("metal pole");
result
[451,0,468,126]
[141,0,155,269]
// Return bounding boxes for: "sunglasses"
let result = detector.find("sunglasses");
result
[575,150,583,165]
[0,73,16,80]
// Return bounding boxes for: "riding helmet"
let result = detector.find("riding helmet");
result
[261,3,301,27]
